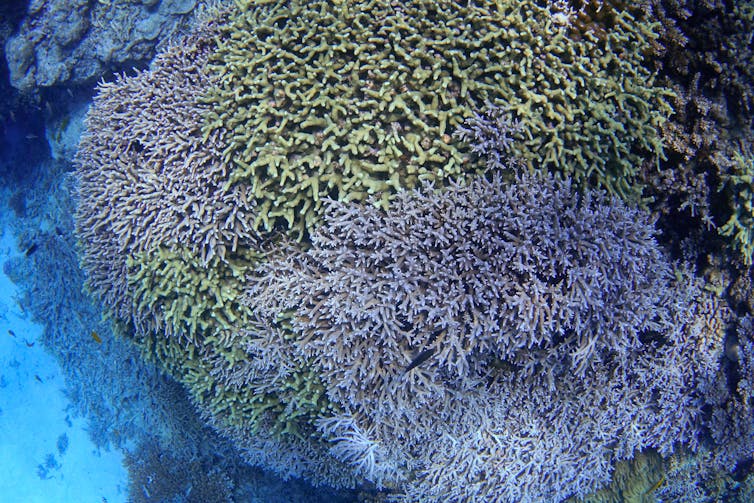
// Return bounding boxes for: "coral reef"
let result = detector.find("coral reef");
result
[124,439,235,503]
[657,0,754,126]
[4,143,353,503]
[569,450,666,503]
[127,246,259,345]
[656,449,743,503]
[240,168,729,501]
[69,1,754,502]
[703,315,754,471]
[75,19,260,328]
[73,18,338,454]
[717,144,754,265]
[639,0,754,268]
[250,170,678,410]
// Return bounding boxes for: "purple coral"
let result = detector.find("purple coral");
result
[242,166,724,499]
[453,103,521,169]
[704,316,754,471]
[74,27,259,326]
[258,169,675,397]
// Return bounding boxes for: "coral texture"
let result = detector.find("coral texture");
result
[717,144,754,265]
[641,0,754,270]
[71,3,744,502]
[702,315,754,472]
[250,170,675,410]
[75,22,259,325]
[240,170,728,500]
[202,0,671,238]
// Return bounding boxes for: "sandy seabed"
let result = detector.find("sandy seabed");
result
[0,224,128,503]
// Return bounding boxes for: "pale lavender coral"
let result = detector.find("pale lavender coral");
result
[453,103,521,169]
[737,326,754,411]
[74,21,259,325]
[255,168,675,405]
[242,167,726,500]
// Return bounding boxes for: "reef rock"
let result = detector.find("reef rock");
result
[4,0,199,92]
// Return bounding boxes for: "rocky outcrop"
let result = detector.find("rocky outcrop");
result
[5,0,200,92]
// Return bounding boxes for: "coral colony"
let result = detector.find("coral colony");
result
[72,0,754,501]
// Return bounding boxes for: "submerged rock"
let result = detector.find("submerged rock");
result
[4,0,200,92]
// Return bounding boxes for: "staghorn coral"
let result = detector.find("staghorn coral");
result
[249,169,676,412]
[657,0,754,125]
[127,245,259,346]
[717,143,754,265]
[639,0,754,270]
[201,0,672,239]
[75,17,260,325]
[73,14,335,465]
[1,154,345,503]
[124,439,235,503]
[70,3,750,502]
[569,450,666,503]
[655,449,737,503]
[650,312,754,503]
[452,104,521,170]
[704,315,754,472]
[240,167,730,500]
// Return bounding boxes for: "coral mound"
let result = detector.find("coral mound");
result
[72,2,730,502]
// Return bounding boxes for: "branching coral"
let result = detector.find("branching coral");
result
[640,0,754,268]
[239,167,729,500]
[75,18,259,282]
[73,15,332,460]
[127,246,259,345]
[249,169,676,412]
[201,0,672,240]
[717,143,754,265]
[71,2,746,502]
[74,14,262,333]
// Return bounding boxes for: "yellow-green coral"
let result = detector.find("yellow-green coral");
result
[570,450,665,503]
[126,245,335,437]
[718,143,754,265]
[127,246,260,343]
[201,0,672,238]
[134,320,334,440]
